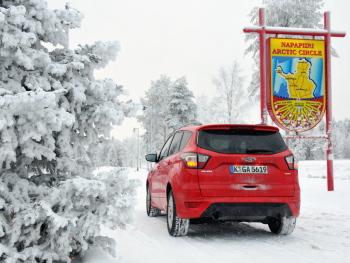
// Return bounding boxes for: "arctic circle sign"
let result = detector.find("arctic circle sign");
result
[267,38,326,132]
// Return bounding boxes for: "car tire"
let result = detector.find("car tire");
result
[146,186,160,217]
[167,190,189,237]
[268,216,296,235]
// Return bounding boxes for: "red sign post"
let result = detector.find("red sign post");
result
[244,8,346,191]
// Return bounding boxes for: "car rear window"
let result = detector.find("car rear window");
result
[197,129,287,154]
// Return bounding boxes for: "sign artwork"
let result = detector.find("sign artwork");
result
[267,38,326,132]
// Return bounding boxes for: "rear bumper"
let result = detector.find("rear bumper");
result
[200,203,292,221]
[175,194,300,220]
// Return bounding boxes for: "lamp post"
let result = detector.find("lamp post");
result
[133,127,140,171]
[142,105,153,153]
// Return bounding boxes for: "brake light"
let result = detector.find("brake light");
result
[285,155,295,170]
[181,152,210,169]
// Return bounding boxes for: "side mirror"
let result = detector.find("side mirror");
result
[145,153,158,162]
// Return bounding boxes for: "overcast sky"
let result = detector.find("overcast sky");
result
[49,0,350,138]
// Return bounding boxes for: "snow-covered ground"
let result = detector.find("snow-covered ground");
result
[84,160,350,263]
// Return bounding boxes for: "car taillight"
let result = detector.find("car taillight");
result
[181,152,210,169]
[285,155,295,170]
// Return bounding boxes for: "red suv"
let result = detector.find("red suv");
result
[145,124,300,236]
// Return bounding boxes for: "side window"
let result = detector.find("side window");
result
[159,135,173,160]
[168,132,183,156]
[179,131,192,151]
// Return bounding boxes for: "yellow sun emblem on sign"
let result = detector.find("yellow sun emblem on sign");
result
[273,100,323,127]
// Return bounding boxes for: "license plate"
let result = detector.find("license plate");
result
[229,165,268,174]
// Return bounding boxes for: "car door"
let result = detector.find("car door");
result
[152,135,173,207]
[158,131,184,209]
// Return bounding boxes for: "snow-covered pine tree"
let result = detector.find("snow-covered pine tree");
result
[165,77,197,133]
[120,137,139,168]
[138,75,172,152]
[0,1,137,262]
[106,139,125,167]
[91,139,125,167]
[245,0,324,100]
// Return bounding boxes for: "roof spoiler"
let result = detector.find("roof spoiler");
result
[198,124,279,132]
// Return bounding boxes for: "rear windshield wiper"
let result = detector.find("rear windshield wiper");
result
[245,149,275,154]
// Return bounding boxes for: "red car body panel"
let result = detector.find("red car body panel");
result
[147,124,300,219]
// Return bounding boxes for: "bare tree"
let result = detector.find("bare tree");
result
[213,60,246,123]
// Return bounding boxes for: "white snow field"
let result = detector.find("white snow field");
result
[84,160,350,263]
